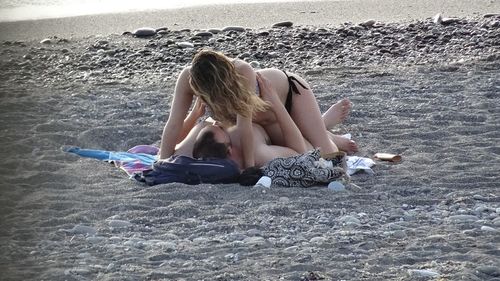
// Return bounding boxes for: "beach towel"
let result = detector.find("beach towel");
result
[66,145,240,186]
[65,145,157,176]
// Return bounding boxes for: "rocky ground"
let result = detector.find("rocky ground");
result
[0,15,499,280]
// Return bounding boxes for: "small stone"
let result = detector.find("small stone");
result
[86,236,105,244]
[222,26,245,32]
[132,27,157,37]
[106,263,116,272]
[40,38,52,44]
[207,28,222,34]
[409,269,440,278]
[148,254,170,261]
[243,236,266,246]
[392,230,407,239]
[480,226,497,232]
[272,21,293,28]
[476,265,500,277]
[483,13,500,18]
[339,215,361,226]
[108,219,132,228]
[447,215,479,223]
[441,17,460,25]
[360,19,376,27]
[309,236,327,244]
[195,31,213,37]
[176,42,194,49]
[155,27,169,32]
[66,225,97,235]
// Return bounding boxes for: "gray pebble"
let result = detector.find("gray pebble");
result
[480,226,497,232]
[273,21,293,28]
[66,225,97,235]
[222,26,245,32]
[408,269,440,278]
[360,19,376,27]
[339,215,361,226]
[108,219,132,228]
[195,31,213,37]
[176,42,194,49]
[155,27,169,33]
[132,27,157,37]
[476,265,500,277]
[207,28,222,34]
[447,215,479,223]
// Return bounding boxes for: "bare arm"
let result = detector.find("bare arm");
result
[235,60,258,168]
[257,73,307,154]
[159,67,194,159]
[237,115,255,168]
[177,97,205,143]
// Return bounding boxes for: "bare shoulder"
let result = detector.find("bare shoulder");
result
[233,59,254,77]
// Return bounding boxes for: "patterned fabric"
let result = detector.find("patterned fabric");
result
[262,149,345,188]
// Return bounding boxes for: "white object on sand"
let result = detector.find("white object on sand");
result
[255,176,271,188]
[346,156,375,176]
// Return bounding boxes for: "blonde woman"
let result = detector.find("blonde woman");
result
[159,50,352,168]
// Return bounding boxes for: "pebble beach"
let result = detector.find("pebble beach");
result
[1,1,500,280]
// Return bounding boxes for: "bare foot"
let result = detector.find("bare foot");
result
[322,98,351,129]
[331,134,358,155]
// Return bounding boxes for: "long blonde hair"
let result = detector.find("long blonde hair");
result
[189,50,269,124]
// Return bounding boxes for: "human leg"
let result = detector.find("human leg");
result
[323,98,351,129]
[286,72,339,155]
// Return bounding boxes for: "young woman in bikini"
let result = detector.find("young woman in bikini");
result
[159,49,355,168]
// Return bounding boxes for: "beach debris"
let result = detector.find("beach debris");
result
[374,153,401,162]
[433,13,443,24]
[327,181,346,191]
[222,26,245,32]
[131,27,157,37]
[176,42,194,49]
[40,38,52,44]
[272,21,293,28]
[433,13,460,25]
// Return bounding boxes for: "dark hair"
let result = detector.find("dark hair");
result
[193,131,230,159]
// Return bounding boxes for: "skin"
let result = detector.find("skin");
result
[169,75,355,170]
[160,57,342,168]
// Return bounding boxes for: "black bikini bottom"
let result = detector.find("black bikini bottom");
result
[283,70,308,113]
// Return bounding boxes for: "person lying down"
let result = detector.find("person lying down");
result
[172,73,357,170]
